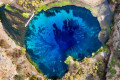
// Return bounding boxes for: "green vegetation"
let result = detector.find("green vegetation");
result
[17,0,43,11]
[0,40,5,48]
[108,68,117,79]
[54,2,70,6]
[92,45,108,57]
[20,47,26,55]
[111,57,115,66]
[36,5,49,12]
[30,75,37,80]
[64,57,104,79]
[36,1,70,14]
[108,75,113,79]
[117,63,120,68]
[74,61,80,68]
[17,0,70,13]
[64,56,73,65]
[97,68,104,77]
[13,40,21,46]
[110,68,117,75]
[108,56,117,79]
[27,56,43,74]
[96,60,103,66]
[111,0,115,3]
[22,13,30,18]
[30,75,42,80]
[14,75,27,80]
[5,4,20,13]
[86,6,92,11]
[5,4,13,11]
[5,4,30,18]
[82,57,89,65]
[104,25,111,36]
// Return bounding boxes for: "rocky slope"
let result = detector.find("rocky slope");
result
[106,0,120,80]
[0,22,44,80]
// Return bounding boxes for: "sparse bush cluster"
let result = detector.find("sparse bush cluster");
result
[16,0,70,12]
[64,57,104,80]
[20,47,26,55]
[64,56,73,65]
[0,39,10,49]
[14,75,26,80]
[0,39,5,48]
[30,75,42,80]
[92,45,108,57]
[17,0,43,11]
[108,55,119,79]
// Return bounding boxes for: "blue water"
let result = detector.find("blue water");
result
[25,5,102,78]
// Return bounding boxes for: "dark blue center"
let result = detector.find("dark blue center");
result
[25,5,102,78]
[53,19,78,51]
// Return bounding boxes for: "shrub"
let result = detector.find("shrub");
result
[22,13,30,18]
[110,68,117,75]
[92,45,108,57]
[108,75,113,79]
[17,0,25,5]
[111,57,115,66]
[98,68,104,77]
[20,48,26,55]
[117,63,120,68]
[65,72,70,79]
[5,4,13,11]
[30,75,37,80]
[74,61,80,68]
[82,57,89,65]
[14,75,25,80]
[0,40,5,48]
[96,60,103,66]
[64,56,73,65]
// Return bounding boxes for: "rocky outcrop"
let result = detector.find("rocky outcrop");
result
[99,30,109,44]
[106,0,120,79]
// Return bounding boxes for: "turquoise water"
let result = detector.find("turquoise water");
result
[25,5,102,78]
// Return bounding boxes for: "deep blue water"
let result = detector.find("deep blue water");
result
[25,5,102,78]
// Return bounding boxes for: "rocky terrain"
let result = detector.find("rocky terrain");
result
[106,0,120,80]
[0,22,44,80]
[0,0,119,80]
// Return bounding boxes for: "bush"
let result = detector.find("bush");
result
[0,40,5,48]
[30,75,37,80]
[108,75,113,79]
[20,48,26,55]
[74,61,80,68]
[96,60,103,66]
[82,57,89,65]
[111,57,115,66]
[117,63,120,68]
[98,68,104,77]
[22,13,30,18]
[14,75,25,80]
[110,69,117,75]
[92,45,108,57]
[64,56,73,65]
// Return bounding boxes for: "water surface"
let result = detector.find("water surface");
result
[25,5,102,78]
